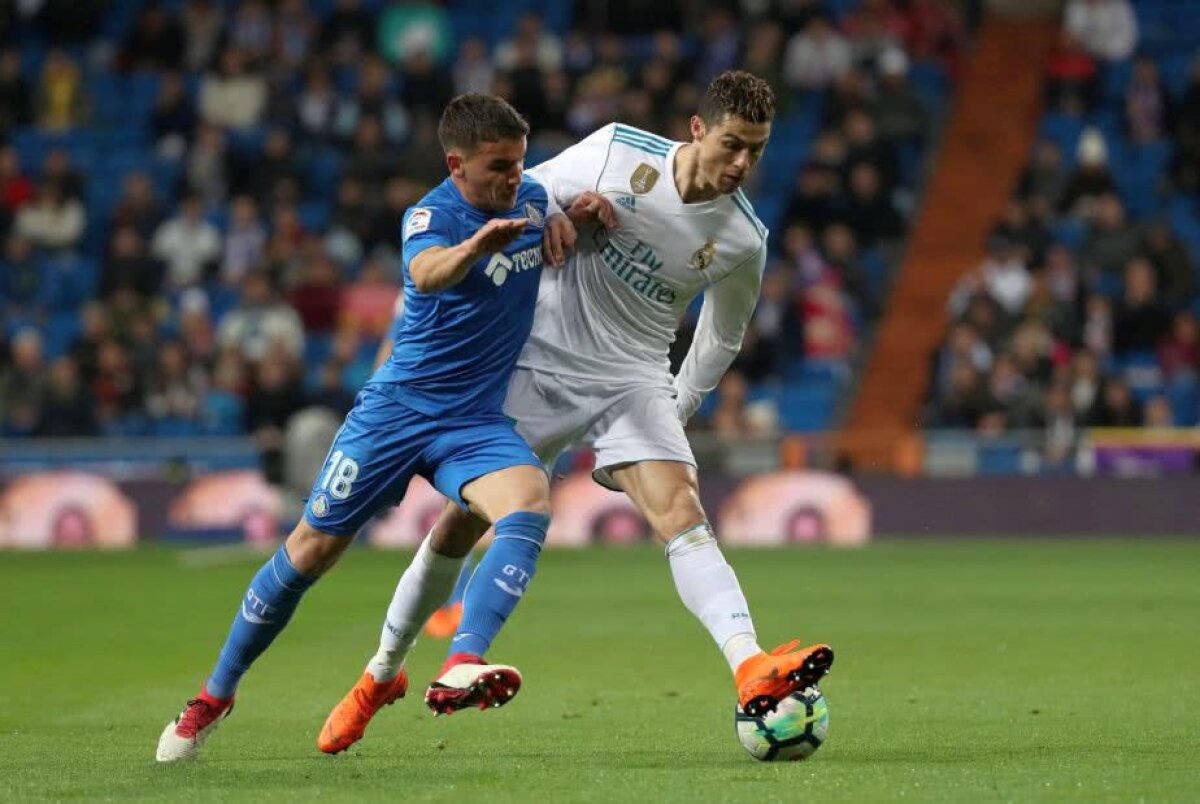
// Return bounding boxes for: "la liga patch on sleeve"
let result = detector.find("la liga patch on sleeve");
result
[404,207,432,240]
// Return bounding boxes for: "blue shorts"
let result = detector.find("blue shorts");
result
[303,384,542,537]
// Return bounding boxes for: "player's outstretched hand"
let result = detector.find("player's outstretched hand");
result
[542,213,575,267]
[567,191,617,230]
[469,217,530,256]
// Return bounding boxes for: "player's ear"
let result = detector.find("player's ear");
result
[446,150,464,177]
[689,115,707,143]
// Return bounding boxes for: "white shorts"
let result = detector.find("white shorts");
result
[503,367,696,490]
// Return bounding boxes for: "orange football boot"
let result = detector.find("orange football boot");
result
[422,602,464,639]
[735,640,834,717]
[318,669,409,754]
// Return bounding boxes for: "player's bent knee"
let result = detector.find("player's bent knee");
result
[646,487,706,544]
[284,521,352,577]
[429,500,488,557]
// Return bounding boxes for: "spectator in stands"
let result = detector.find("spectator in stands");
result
[39,149,84,203]
[1125,55,1173,145]
[398,48,456,123]
[1081,193,1140,278]
[1064,0,1137,63]
[825,67,872,131]
[1010,320,1055,387]
[150,71,197,159]
[1093,375,1140,426]
[70,302,110,385]
[228,0,273,68]
[785,164,839,234]
[294,65,338,145]
[1142,395,1174,428]
[926,361,987,428]
[495,11,563,73]
[1068,348,1103,423]
[1044,243,1082,308]
[242,128,302,211]
[34,49,87,131]
[101,226,161,299]
[244,356,304,482]
[1060,129,1117,218]
[198,47,267,130]
[1039,381,1080,465]
[822,222,875,321]
[121,3,185,73]
[802,271,856,360]
[1113,256,1167,355]
[365,175,422,254]
[751,268,802,369]
[1142,221,1193,310]
[741,21,790,116]
[841,0,906,70]
[695,5,742,85]
[35,355,97,437]
[288,244,342,334]
[91,338,144,429]
[1023,267,1078,343]
[344,115,402,192]
[0,48,32,138]
[334,54,410,146]
[1045,29,1098,113]
[1158,311,1199,382]
[319,0,373,66]
[985,352,1031,424]
[219,195,267,285]
[181,0,226,72]
[14,181,85,254]
[274,0,317,72]
[1,234,42,312]
[186,122,231,206]
[710,371,759,439]
[1172,58,1200,193]
[903,0,965,74]
[152,192,222,290]
[993,197,1051,269]
[145,338,205,424]
[218,270,304,363]
[0,328,46,435]
[1018,139,1069,207]
[872,48,929,147]
[1082,292,1113,357]
[177,288,217,368]
[111,172,165,244]
[840,162,904,247]
[785,15,852,91]
[452,37,495,97]
[339,257,399,341]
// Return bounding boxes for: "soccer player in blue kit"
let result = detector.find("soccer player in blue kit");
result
[157,94,555,762]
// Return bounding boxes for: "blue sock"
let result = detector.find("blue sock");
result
[205,546,315,699]
[452,512,549,659]
[447,553,474,606]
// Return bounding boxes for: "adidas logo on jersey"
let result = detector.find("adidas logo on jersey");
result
[615,195,636,213]
[484,245,542,287]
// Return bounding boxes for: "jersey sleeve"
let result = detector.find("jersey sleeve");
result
[524,123,617,210]
[673,244,767,422]
[401,204,458,266]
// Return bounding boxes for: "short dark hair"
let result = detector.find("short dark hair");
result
[438,93,530,154]
[698,70,775,126]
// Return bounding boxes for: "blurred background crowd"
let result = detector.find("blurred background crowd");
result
[4,0,1195,475]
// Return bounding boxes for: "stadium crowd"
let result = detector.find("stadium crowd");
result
[925,0,1200,463]
[0,0,963,445]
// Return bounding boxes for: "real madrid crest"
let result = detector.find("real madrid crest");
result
[630,163,660,195]
[690,239,716,271]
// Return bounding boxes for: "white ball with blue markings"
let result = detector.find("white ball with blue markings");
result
[734,687,829,761]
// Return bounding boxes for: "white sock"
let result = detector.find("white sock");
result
[665,523,761,673]
[366,535,464,681]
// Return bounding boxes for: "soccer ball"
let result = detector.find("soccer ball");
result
[734,687,829,761]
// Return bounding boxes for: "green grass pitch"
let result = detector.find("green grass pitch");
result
[2,541,1198,802]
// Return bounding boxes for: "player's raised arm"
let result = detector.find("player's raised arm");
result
[673,245,767,423]
[408,217,529,293]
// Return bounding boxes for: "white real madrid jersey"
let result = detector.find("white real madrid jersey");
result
[522,123,768,411]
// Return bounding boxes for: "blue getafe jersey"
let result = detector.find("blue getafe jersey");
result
[370,176,548,417]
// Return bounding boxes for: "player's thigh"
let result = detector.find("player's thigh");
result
[428,498,490,558]
[303,387,429,538]
[460,464,551,523]
[503,367,594,466]
[428,417,550,522]
[608,459,705,543]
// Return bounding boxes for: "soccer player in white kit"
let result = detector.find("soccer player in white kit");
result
[319,71,833,751]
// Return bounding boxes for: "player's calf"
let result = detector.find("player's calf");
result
[424,652,522,715]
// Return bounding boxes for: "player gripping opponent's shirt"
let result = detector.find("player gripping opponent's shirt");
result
[158,94,553,762]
